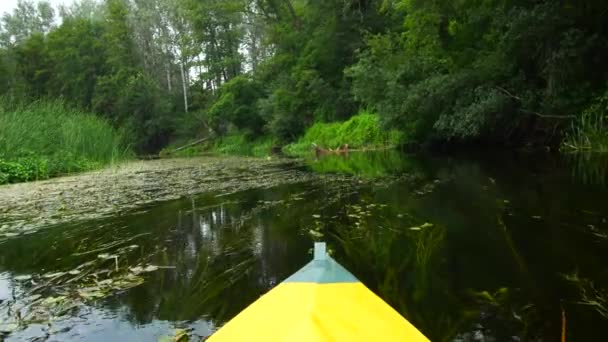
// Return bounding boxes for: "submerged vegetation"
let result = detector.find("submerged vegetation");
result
[0,99,130,184]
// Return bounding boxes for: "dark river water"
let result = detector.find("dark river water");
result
[1,150,608,341]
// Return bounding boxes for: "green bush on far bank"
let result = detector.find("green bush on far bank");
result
[160,134,275,158]
[0,99,132,184]
[283,112,404,155]
[562,91,608,153]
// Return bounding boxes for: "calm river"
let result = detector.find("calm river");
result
[1,150,607,341]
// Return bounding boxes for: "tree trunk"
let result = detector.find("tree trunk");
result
[180,60,188,113]
[282,0,300,29]
[166,64,172,92]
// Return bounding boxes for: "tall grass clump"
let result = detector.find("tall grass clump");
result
[562,92,608,152]
[284,111,404,155]
[0,98,132,184]
[214,134,275,157]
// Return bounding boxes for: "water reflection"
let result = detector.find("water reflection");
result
[566,152,608,186]
[0,151,607,340]
[306,149,417,177]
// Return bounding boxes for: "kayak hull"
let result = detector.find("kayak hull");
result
[208,243,429,342]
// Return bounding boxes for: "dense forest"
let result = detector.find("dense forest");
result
[1,0,608,157]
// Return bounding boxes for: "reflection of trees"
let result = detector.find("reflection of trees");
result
[566,152,608,187]
[307,149,417,177]
[117,184,315,325]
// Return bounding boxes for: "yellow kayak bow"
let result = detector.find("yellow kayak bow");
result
[208,242,429,342]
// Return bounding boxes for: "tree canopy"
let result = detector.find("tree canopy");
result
[1,0,607,151]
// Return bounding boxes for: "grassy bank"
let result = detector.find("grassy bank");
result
[283,112,404,156]
[0,99,132,184]
[562,95,608,152]
[161,112,403,158]
[160,135,275,158]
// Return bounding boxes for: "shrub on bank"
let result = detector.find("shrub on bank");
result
[284,112,404,155]
[0,99,132,184]
[562,91,608,152]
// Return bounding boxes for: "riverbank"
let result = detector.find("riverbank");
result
[0,156,316,240]
[0,99,131,184]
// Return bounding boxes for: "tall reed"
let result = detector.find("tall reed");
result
[0,98,132,183]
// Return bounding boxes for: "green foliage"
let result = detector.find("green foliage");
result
[284,113,404,155]
[562,90,608,152]
[46,17,106,109]
[3,0,608,156]
[348,0,608,146]
[207,76,265,136]
[0,157,48,183]
[214,135,275,157]
[0,98,131,184]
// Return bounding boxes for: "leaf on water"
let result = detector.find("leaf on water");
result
[174,329,189,342]
[25,294,42,303]
[312,214,321,219]
[308,230,323,238]
[43,272,66,279]
[0,323,19,333]
[14,275,32,281]
[410,222,433,231]
[97,279,113,286]
[129,266,144,274]
[78,288,106,300]
[142,265,159,273]
[98,254,118,260]
[41,296,68,307]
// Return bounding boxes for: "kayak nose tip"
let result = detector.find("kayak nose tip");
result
[314,242,327,260]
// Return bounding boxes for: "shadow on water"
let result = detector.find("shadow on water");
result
[0,150,608,340]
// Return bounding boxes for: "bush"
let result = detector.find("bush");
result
[562,90,608,152]
[0,98,132,184]
[214,135,275,157]
[283,112,404,155]
[0,157,48,183]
